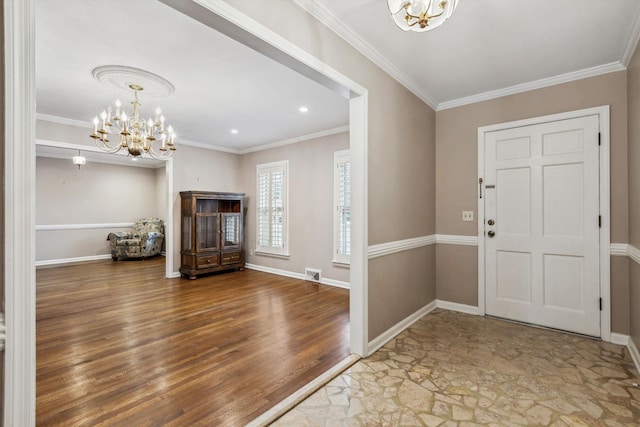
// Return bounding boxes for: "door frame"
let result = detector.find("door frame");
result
[4,0,369,424]
[477,105,611,341]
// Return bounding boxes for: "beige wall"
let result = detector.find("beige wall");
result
[170,144,243,271]
[36,156,162,262]
[241,132,349,283]
[36,120,95,149]
[627,41,640,348]
[611,256,630,335]
[435,72,630,334]
[226,0,437,339]
[369,245,435,338]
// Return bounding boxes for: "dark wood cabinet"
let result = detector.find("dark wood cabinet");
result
[180,191,245,279]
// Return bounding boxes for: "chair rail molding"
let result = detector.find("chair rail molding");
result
[36,222,134,231]
[0,312,5,351]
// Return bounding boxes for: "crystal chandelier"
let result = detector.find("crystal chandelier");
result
[387,0,458,32]
[90,83,176,159]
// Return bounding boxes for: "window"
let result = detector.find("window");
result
[334,150,350,264]
[256,160,289,256]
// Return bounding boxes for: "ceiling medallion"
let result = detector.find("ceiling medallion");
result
[387,0,458,32]
[90,66,177,159]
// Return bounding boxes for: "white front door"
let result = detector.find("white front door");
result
[483,115,601,337]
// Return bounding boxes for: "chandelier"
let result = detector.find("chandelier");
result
[387,0,458,32]
[90,83,176,159]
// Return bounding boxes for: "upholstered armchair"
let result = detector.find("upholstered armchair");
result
[107,218,164,261]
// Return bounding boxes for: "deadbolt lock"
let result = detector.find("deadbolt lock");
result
[487,219,495,226]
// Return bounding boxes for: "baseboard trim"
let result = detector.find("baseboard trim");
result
[37,253,168,268]
[245,263,350,289]
[36,254,112,267]
[610,333,630,346]
[246,354,360,427]
[436,300,480,315]
[628,337,640,374]
[367,300,438,354]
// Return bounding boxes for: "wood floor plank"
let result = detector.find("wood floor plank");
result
[36,258,350,426]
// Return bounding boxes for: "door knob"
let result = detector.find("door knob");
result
[488,230,495,238]
[488,219,495,226]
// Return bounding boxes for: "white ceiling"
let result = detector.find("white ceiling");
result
[297,0,640,110]
[36,0,640,158]
[35,0,350,154]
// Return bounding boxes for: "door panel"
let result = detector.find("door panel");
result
[484,115,600,337]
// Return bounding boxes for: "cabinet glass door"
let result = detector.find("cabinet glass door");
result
[221,213,242,251]
[182,215,192,251]
[195,213,218,252]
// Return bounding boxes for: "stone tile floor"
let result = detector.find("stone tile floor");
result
[273,309,640,426]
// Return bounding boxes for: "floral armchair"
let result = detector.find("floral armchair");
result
[107,218,164,261]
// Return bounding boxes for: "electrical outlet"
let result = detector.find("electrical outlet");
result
[462,211,474,222]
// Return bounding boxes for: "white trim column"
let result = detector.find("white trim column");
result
[4,0,37,425]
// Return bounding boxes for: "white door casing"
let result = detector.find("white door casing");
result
[478,106,611,340]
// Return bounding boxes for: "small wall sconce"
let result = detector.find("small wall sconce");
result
[72,151,86,169]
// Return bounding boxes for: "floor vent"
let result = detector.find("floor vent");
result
[305,268,321,283]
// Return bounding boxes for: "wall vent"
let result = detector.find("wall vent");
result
[305,268,321,283]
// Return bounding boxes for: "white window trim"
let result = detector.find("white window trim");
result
[256,160,289,256]
[333,150,350,265]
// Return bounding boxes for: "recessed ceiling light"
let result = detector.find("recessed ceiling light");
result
[230,129,239,134]
[299,106,309,113]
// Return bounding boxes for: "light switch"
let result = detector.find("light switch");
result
[462,211,474,222]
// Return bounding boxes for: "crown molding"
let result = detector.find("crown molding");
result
[437,62,626,111]
[621,2,640,66]
[178,138,242,154]
[294,1,637,112]
[239,125,349,154]
[36,113,349,156]
[293,0,438,110]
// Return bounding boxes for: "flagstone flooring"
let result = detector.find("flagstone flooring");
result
[273,309,640,426]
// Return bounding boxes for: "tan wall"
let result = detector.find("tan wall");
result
[369,245,435,338]
[226,0,437,340]
[36,119,95,148]
[36,156,162,262]
[241,132,349,283]
[611,256,630,335]
[435,72,630,334]
[627,40,640,348]
[435,245,478,306]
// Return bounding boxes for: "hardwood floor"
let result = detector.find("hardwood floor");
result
[36,258,350,426]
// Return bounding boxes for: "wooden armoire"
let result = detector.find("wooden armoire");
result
[179,191,245,279]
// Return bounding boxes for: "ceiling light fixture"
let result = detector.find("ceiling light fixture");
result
[89,66,177,160]
[231,129,239,134]
[299,106,309,113]
[72,151,86,169]
[387,0,458,32]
